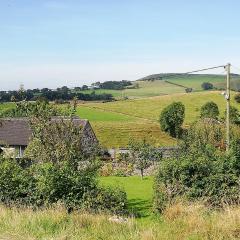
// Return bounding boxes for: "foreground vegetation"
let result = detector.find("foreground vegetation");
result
[0,202,239,240]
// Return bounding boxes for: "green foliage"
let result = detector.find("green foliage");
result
[225,106,240,124]
[82,186,127,214]
[99,80,132,90]
[0,100,69,118]
[128,139,162,178]
[154,121,240,213]
[234,93,240,103]
[159,102,185,137]
[0,158,34,205]
[200,101,219,119]
[30,161,98,208]
[0,158,127,214]
[0,103,127,214]
[201,82,214,90]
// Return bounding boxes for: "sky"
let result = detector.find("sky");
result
[1,0,240,90]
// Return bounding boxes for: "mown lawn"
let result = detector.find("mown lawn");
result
[100,176,154,217]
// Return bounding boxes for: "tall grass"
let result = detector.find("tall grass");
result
[0,202,239,239]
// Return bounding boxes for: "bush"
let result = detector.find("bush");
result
[185,88,193,93]
[225,106,240,124]
[234,93,240,103]
[154,150,240,212]
[153,121,240,213]
[0,158,34,206]
[201,82,213,90]
[159,102,185,138]
[200,101,219,119]
[0,158,128,214]
[82,187,127,215]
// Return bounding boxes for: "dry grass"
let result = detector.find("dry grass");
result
[0,203,239,240]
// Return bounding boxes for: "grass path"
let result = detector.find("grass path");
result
[100,176,154,218]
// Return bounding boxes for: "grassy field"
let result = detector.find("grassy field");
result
[79,74,240,99]
[80,80,185,99]
[100,176,153,217]
[0,102,15,114]
[0,90,239,148]
[0,176,239,239]
[77,91,240,147]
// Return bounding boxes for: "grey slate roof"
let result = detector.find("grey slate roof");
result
[0,117,89,146]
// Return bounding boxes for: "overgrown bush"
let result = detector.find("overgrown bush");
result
[159,102,185,138]
[0,158,127,214]
[0,158,34,206]
[225,106,240,124]
[154,120,240,213]
[234,93,240,103]
[82,187,127,215]
[201,82,213,90]
[200,101,219,119]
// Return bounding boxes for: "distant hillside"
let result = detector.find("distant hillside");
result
[138,73,240,92]
[138,73,240,82]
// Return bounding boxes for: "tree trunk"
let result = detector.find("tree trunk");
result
[140,169,144,179]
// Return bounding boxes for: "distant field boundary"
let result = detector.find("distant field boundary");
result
[164,80,189,89]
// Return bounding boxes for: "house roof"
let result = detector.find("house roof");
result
[0,117,89,146]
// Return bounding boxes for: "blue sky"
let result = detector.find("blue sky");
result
[1,0,240,90]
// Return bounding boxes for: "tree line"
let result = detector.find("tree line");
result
[0,86,113,102]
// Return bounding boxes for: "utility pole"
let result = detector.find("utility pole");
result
[226,63,231,151]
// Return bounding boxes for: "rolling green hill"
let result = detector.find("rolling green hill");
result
[77,91,240,148]
[79,73,240,99]
[1,74,240,148]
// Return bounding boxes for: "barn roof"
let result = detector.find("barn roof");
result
[0,117,89,146]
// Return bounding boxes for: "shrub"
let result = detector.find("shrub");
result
[153,121,240,213]
[201,82,213,90]
[82,187,127,215]
[0,158,34,206]
[225,106,240,124]
[159,102,185,137]
[234,93,240,103]
[185,88,193,93]
[200,101,219,119]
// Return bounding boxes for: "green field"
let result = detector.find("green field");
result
[0,102,15,114]
[0,90,239,148]
[76,106,135,122]
[76,91,240,147]
[80,80,185,99]
[100,176,153,217]
[79,74,240,99]
[1,76,240,148]
[168,75,240,91]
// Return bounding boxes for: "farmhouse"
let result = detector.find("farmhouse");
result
[0,117,98,158]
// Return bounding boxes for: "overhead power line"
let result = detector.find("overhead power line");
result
[153,65,226,81]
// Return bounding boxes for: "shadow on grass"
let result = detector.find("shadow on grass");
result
[128,198,152,218]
